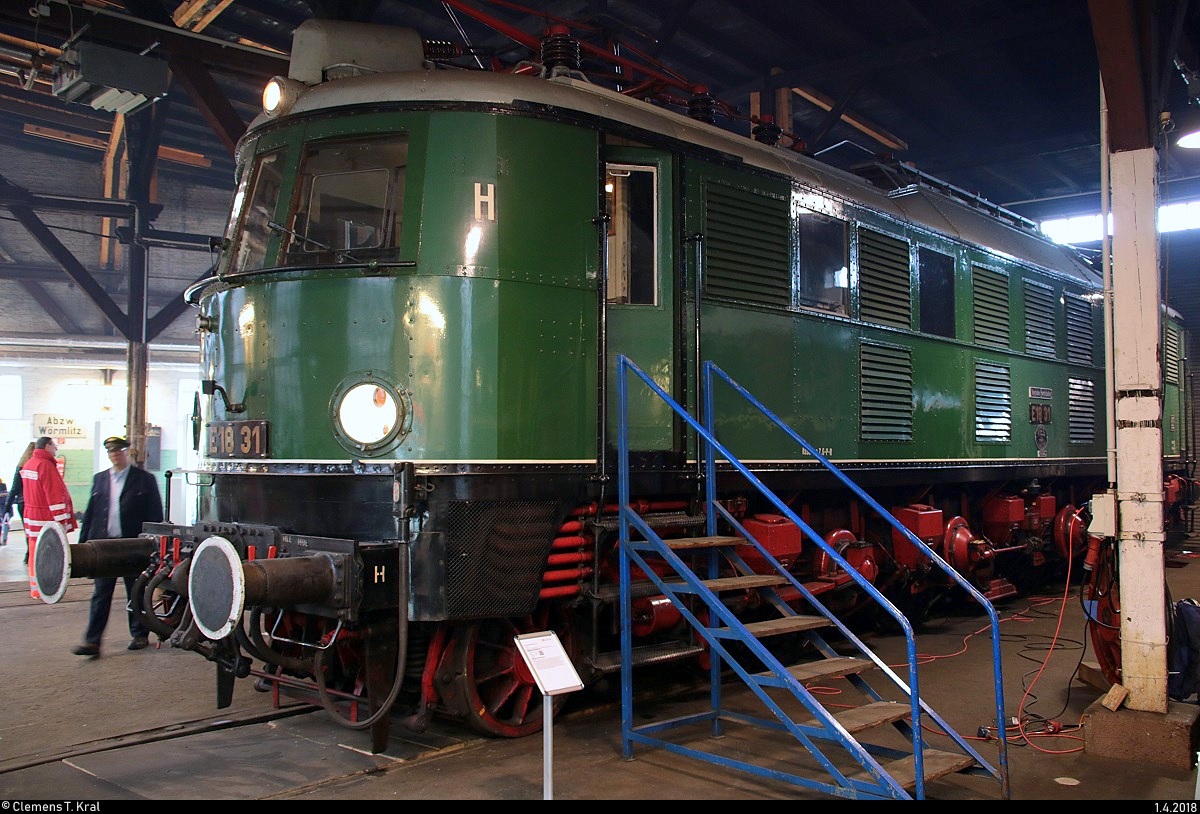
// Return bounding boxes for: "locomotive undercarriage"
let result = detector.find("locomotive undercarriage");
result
[35,460,1193,745]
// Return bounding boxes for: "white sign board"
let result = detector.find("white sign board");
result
[33,414,87,441]
[514,631,583,696]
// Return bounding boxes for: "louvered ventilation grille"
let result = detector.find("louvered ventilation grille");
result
[446,500,561,618]
[703,181,791,307]
[860,342,913,441]
[1024,281,1055,357]
[858,229,911,329]
[1166,325,1181,385]
[975,361,1011,442]
[973,266,1010,348]
[1068,378,1096,444]
[1065,296,1094,365]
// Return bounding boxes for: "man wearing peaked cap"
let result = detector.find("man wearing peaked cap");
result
[71,433,163,658]
[103,436,130,451]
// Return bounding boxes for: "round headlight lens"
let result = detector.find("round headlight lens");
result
[262,76,303,118]
[337,382,400,446]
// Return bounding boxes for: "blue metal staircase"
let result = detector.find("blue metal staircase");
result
[614,356,1010,800]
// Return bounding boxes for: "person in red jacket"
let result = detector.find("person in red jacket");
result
[20,436,76,598]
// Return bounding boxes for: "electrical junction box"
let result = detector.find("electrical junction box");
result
[1088,491,1118,537]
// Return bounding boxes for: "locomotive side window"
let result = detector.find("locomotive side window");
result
[287,137,407,262]
[917,247,955,338]
[796,212,848,315]
[606,164,657,305]
[229,149,285,273]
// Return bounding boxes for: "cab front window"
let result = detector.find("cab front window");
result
[285,136,408,263]
[228,148,285,274]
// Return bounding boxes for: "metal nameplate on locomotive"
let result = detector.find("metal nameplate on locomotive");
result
[207,420,269,458]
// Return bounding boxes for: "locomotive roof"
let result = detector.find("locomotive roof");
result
[256,43,1100,289]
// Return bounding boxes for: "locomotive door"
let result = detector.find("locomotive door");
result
[604,149,678,455]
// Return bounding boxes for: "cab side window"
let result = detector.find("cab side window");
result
[606,164,657,305]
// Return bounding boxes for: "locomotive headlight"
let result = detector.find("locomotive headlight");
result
[262,76,304,118]
[335,379,407,450]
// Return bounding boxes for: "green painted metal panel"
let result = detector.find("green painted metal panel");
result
[206,273,596,460]
[695,300,1107,463]
[605,148,676,452]
[207,102,1118,474]
[701,305,859,460]
[207,110,599,462]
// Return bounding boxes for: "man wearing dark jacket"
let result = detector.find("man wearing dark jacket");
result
[72,436,163,658]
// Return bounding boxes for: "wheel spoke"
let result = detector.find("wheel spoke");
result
[444,607,576,736]
[474,655,516,684]
[507,682,535,722]
[482,673,523,718]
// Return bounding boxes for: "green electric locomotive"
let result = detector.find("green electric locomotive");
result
[33,18,1191,746]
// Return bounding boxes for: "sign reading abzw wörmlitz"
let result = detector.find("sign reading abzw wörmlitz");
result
[33,414,88,440]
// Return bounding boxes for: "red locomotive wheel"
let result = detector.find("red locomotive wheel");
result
[942,516,976,574]
[814,528,858,579]
[1084,537,1123,686]
[1053,504,1087,563]
[1088,583,1122,686]
[440,605,575,737]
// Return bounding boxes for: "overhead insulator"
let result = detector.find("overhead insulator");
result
[752,114,782,145]
[688,86,717,123]
[540,24,580,71]
[423,39,460,61]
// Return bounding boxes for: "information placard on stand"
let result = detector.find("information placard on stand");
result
[514,631,583,800]
[515,631,584,695]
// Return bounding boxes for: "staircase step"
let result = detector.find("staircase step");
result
[825,700,911,733]
[663,535,744,550]
[586,579,669,602]
[681,574,789,592]
[778,656,872,683]
[589,511,707,531]
[715,615,828,639]
[588,640,705,673]
[853,748,979,792]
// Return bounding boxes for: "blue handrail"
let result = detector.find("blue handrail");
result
[615,353,1009,799]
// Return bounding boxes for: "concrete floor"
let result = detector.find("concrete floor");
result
[1,523,1200,800]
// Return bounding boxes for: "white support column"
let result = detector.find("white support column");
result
[1109,146,1167,712]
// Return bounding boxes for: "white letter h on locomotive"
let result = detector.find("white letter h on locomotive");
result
[474,182,496,221]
